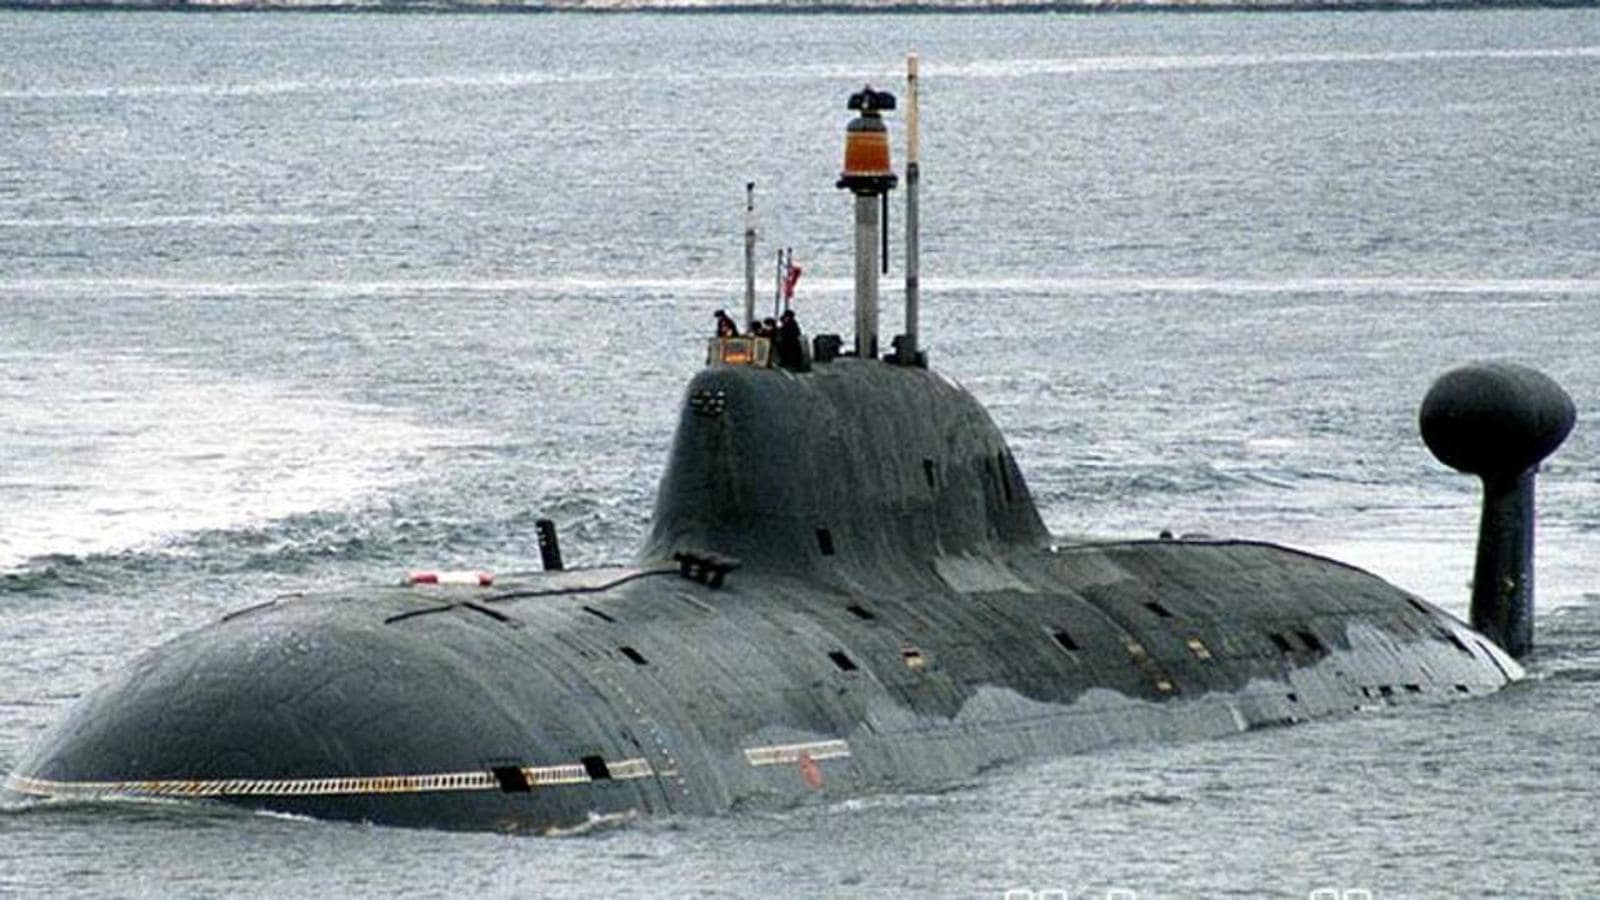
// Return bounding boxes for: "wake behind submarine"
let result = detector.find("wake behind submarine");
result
[6,60,1578,833]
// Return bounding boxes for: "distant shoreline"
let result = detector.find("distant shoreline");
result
[0,0,1590,12]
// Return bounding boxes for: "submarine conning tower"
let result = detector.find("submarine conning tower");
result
[642,361,1050,579]
[646,71,1046,577]
[1421,361,1576,659]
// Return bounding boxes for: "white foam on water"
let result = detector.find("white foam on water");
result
[0,276,735,301]
[930,275,1600,297]
[945,45,1600,80]
[10,45,1591,104]
[0,69,616,102]
[1304,533,1597,620]
[0,356,470,573]
[0,213,372,231]
[4,275,1597,302]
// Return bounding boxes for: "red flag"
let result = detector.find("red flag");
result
[782,264,803,301]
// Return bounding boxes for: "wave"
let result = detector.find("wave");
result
[0,275,737,300]
[0,68,618,102]
[0,359,483,575]
[944,45,1600,79]
[0,213,373,231]
[932,275,1600,297]
[4,274,1598,301]
[4,43,1595,102]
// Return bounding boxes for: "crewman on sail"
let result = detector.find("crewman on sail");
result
[714,309,739,338]
[776,309,806,371]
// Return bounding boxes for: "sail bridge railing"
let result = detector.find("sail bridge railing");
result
[706,337,772,369]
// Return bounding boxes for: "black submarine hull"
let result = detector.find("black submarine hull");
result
[5,362,1527,832]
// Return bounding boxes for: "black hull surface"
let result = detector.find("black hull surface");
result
[5,362,1526,832]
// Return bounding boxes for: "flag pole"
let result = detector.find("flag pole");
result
[904,53,921,366]
[744,182,757,332]
[774,248,783,319]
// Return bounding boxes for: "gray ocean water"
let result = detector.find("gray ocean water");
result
[3,8,1600,898]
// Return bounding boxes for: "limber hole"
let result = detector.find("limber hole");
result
[816,527,835,556]
[583,606,618,624]
[1296,630,1327,654]
[828,650,859,672]
[1269,633,1295,654]
[1051,629,1080,652]
[1145,601,1175,619]
[491,765,531,794]
[846,604,877,621]
[922,458,937,489]
[580,755,612,782]
[619,646,648,665]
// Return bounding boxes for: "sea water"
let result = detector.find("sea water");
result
[2,9,1598,897]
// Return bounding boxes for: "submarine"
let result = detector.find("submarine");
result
[4,59,1579,834]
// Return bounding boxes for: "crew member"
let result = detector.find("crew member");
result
[714,309,739,338]
[776,309,806,371]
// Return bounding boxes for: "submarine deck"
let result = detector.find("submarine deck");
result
[6,533,1519,831]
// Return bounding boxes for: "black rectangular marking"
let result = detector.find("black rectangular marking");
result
[816,528,835,556]
[491,765,531,793]
[1051,629,1080,652]
[580,755,612,782]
